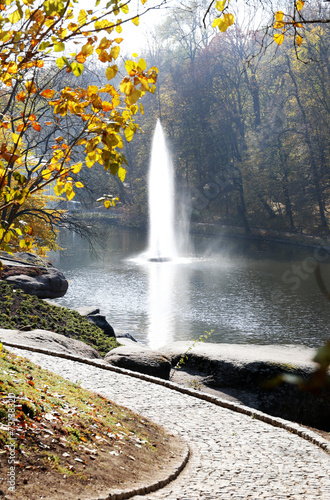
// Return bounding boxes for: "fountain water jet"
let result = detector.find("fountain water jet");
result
[147,120,177,262]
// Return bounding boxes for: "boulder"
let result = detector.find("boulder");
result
[104,342,171,379]
[0,328,101,359]
[4,267,68,299]
[73,306,115,339]
[159,342,330,430]
[86,313,115,338]
[1,252,68,299]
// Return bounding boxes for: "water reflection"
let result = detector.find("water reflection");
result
[147,263,176,348]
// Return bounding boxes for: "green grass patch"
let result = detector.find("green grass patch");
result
[0,281,119,356]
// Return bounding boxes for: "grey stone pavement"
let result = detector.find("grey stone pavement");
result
[8,347,330,500]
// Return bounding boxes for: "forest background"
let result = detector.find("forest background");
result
[86,0,330,239]
[0,0,329,254]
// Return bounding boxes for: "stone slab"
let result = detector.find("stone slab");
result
[105,345,171,379]
[0,328,101,359]
[158,341,329,429]
[159,341,317,369]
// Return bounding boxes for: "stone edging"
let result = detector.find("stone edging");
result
[96,445,190,500]
[3,341,330,459]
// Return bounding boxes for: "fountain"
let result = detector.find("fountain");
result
[147,119,177,262]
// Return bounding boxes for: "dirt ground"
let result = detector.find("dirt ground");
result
[1,422,186,500]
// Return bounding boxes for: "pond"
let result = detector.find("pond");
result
[51,226,330,349]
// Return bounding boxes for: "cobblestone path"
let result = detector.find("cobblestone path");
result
[9,348,330,500]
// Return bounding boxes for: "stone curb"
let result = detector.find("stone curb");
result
[94,444,190,500]
[3,341,330,460]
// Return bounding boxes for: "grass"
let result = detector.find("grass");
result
[0,281,119,356]
[0,347,177,499]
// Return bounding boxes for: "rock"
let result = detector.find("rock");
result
[0,329,101,359]
[86,313,115,338]
[104,343,171,379]
[73,306,100,317]
[1,251,52,268]
[4,267,68,299]
[116,333,138,342]
[1,252,68,299]
[159,342,330,430]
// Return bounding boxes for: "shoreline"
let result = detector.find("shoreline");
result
[68,211,330,250]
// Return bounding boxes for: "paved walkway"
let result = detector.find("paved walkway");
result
[8,347,330,499]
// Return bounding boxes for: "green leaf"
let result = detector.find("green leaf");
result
[38,41,50,51]
[54,41,65,52]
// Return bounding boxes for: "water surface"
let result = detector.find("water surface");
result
[51,227,330,349]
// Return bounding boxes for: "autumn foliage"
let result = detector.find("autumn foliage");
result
[0,0,158,255]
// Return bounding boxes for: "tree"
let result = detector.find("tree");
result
[205,0,330,51]
[0,0,159,260]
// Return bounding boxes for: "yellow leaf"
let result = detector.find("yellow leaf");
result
[11,133,21,145]
[125,59,135,74]
[130,104,138,115]
[42,169,52,180]
[215,0,226,12]
[115,24,122,34]
[296,34,303,46]
[8,9,23,24]
[118,167,126,182]
[71,162,83,174]
[223,13,235,27]
[71,62,84,76]
[104,200,111,208]
[274,33,284,45]
[212,17,232,32]
[111,46,120,60]
[125,127,134,142]
[275,11,284,22]
[138,58,146,71]
[87,85,98,96]
[274,21,285,29]
[75,181,84,188]
[127,88,141,104]
[102,101,113,112]
[54,183,65,196]
[132,16,139,26]
[56,57,66,69]
[296,1,304,11]
[105,65,118,80]
[121,4,129,14]
[78,9,87,26]
[140,0,147,4]
[65,182,75,200]
[7,61,18,74]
